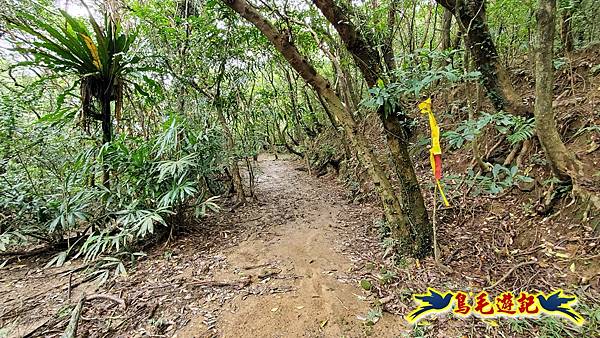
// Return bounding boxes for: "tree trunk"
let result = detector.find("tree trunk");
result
[313,0,432,257]
[436,0,527,116]
[221,0,419,254]
[216,106,246,204]
[214,62,246,204]
[534,0,578,181]
[382,0,397,74]
[535,0,577,175]
[441,8,453,67]
[534,0,600,218]
[561,5,574,53]
[441,8,452,51]
[101,94,112,188]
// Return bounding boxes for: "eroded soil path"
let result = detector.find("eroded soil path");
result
[177,158,405,337]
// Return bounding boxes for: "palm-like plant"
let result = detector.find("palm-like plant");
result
[7,7,141,186]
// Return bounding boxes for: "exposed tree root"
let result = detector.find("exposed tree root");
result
[60,293,126,338]
[515,139,532,168]
[0,229,91,258]
[485,260,538,290]
[187,277,252,289]
[536,173,600,232]
[572,182,600,232]
[503,142,521,166]
[536,181,562,215]
[61,296,84,338]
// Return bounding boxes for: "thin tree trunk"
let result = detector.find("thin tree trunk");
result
[466,51,490,172]
[437,0,527,116]
[534,0,578,181]
[266,123,278,159]
[382,0,397,74]
[441,8,452,67]
[216,106,246,204]
[409,0,417,53]
[419,3,434,50]
[561,5,574,53]
[316,91,352,160]
[101,94,112,189]
[214,62,245,204]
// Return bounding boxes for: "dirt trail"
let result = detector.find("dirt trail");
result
[0,157,407,337]
[177,157,406,337]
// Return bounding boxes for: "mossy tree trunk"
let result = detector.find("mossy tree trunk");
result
[534,0,579,181]
[534,0,600,220]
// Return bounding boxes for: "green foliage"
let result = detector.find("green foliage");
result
[579,303,600,336]
[537,316,576,338]
[8,7,140,79]
[409,323,427,338]
[362,50,481,114]
[11,10,135,73]
[5,4,151,141]
[465,165,534,196]
[360,279,372,291]
[444,118,481,149]
[486,0,537,65]
[0,109,225,266]
[507,318,534,334]
[444,111,535,150]
[378,268,396,284]
[391,49,481,97]
[364,307,382,326]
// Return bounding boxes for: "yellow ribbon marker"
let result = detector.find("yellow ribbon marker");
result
[419,98,449,207]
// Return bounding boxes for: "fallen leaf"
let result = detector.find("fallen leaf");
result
[570,262,576,272]
[295,306,304,310]
[320,319,328,328]
[485,319,499,327]
[360,280,372,291]
[271,307,278,312]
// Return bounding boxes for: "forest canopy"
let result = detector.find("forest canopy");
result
[0,0,599,337]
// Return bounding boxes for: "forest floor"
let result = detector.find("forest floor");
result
[1,156,407,337]
[175,155,407,337]
[1,154,599,337]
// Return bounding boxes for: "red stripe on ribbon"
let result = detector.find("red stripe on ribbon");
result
[433,154,442,180]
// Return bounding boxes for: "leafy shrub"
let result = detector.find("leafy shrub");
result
[0,113,225,268]
[444,111,535,150]
[466,165,534,196]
